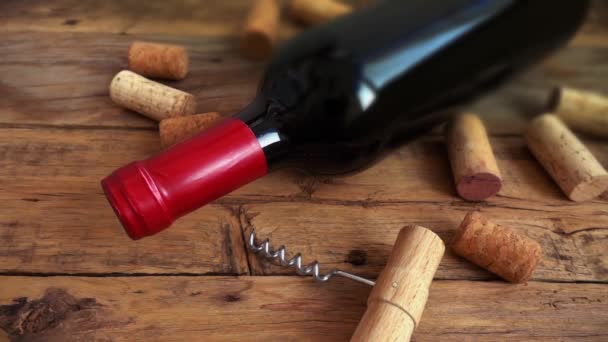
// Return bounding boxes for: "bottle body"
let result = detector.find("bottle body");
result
[102,0,590,239]
[240,0,590,174]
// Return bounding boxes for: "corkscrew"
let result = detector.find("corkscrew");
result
[248,229,375,286]
[247,226,446,341]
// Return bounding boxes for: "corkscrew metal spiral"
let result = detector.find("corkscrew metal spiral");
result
[248,229,376,287]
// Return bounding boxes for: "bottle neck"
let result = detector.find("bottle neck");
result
[236,96,292,170]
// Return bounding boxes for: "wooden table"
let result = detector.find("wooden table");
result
[1,1,607,341]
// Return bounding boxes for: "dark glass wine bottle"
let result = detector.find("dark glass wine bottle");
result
[102,0,589,239]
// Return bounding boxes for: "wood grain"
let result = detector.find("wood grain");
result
[0,3,607,134]
[0,32,259,129]
[0,0,295,37]
[5,127,606,207]
[0,0,604,40]
[244,136,608,211]
[0,1,607,340]
[1,128,606,280]
[243,202,608,282]
[0,276,605,341]
[0,128,249,275]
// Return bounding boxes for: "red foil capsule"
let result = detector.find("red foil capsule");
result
[101,119,268,240]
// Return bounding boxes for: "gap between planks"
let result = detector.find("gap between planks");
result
[0,121,531,139]
[0,273,606,285]
[1,127,606,281]
[0,276,605,341]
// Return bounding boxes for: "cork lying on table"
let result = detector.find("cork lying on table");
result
[446,113,502,201]
[159,112,223,148]
[549,87,608,138]
[451,212,542,284]
[242,0,280,60]
[525,114,608,202]
[289,0,352,26]
[128,41,189,80]
[109,70,197,121]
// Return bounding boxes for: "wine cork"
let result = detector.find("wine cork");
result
[526,114,608,202]
[128,41,189,80]
[109,70,197,121]
[446,113,502,201]
[549,87,608,138]
[241,0,281,59]
[351,226,445,342]
[159,112,223,148]
[452,212,542,284]
[289,0,352,26]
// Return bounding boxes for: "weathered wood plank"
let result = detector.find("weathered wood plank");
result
[0,128,249,275]
[3,0,607,53]
[0,32,260,129]
[0,276,605,341]
[5,128,608,210]
[266,136,608,209]
[2,128,607,208]
[0,199,247,275]
[0,2,606,339]
[243,202,608,282]
[0,13,607,133]
[1,128,606,280]
[0,0,605,40]
[0,0,299,37]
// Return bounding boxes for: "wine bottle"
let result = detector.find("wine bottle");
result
[102,0,589,239]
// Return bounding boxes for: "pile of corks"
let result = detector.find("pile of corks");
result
[446,88,608,283]
[109,0,357,149]
[108,0,608,285]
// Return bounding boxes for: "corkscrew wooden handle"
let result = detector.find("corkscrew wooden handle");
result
[351,225,445,342]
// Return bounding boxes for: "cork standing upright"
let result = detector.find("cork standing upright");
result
[446,113,502,201]
[289,0,352,26]
[242,0,281,59]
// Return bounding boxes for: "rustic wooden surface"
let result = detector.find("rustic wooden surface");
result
[1,277,606,341]
[0,0,607,341]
